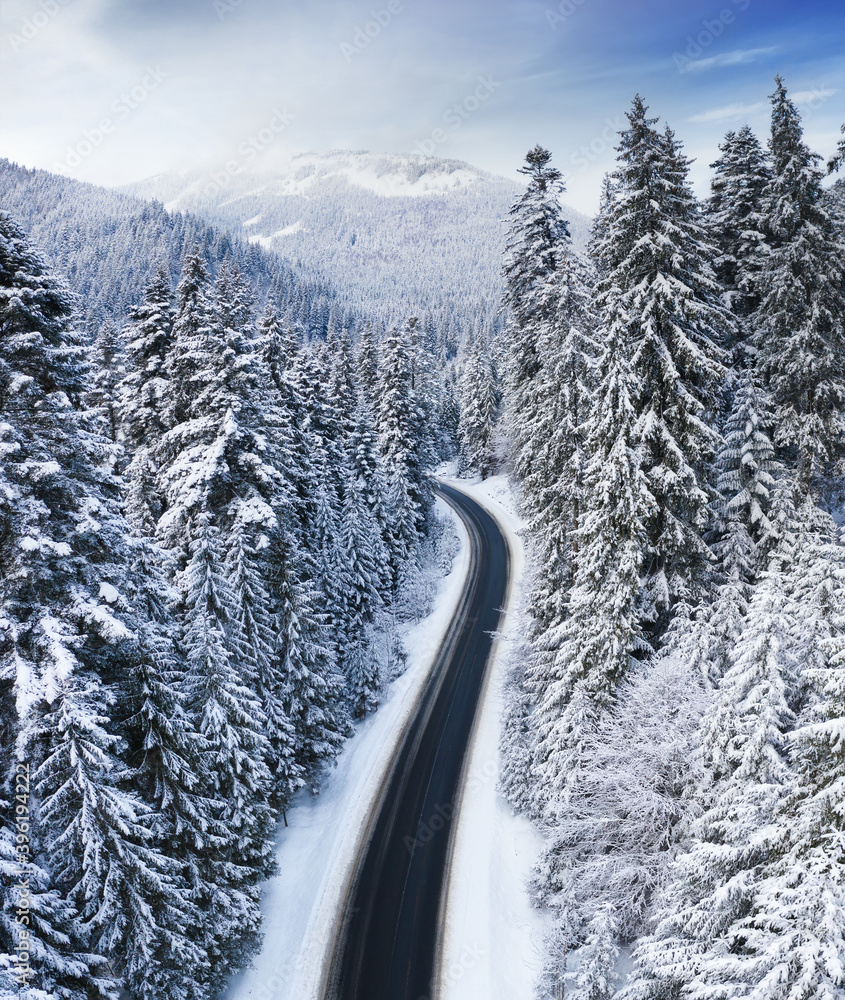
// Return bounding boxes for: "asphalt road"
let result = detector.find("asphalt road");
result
[323,481,510,1000]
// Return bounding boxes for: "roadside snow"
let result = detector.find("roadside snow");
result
[224,497,470,1000]
[436,475,550,1000]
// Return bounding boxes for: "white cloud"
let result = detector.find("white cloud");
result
[689,87,838,125]
[792,87,837,103]
[682,46,776,73]
[689,101,766,123]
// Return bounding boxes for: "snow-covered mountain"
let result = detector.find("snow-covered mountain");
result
[123,150,592,343]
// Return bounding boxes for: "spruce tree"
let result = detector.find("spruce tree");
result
[337,473,384,718]
[161,251,212,433]
[273,558,349,785]
[119,263,174,454]
[571,906,619,1000]
[827,122,845,174]
[457,336,498,478]
[502,145,569,415]
[0,213,197,998]
[712,374,778,583]
[624,554,799,1000]
[530,295,653,818]
[595,97,729,627]
[707,125,771,336]
[346,396,391,601]
[355,321,380,406]
[179,509,274,985]
[0,797,112,1000]
[377,323,428,581]
[86,318,125,447]
[756,77,845,483]
[522,243,597,634]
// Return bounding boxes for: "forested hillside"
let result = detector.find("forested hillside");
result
[0,160,350,339]
[492,78,845,1000]
[124,151,591,350]
[0,201,455,999]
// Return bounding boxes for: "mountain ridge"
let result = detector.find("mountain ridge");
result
[122,149,592,343]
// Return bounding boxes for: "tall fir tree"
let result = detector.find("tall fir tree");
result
[706,125,771,340]
[529,293,654,819]
[119,263,174,454]
[594,97,729,629]
[179,509,274,989]
[457,334,499,478]
[756,76,845,484]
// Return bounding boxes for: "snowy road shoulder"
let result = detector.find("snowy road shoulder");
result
[224,496,471,1000]
[436,475,550,1000]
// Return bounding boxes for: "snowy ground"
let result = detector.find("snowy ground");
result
[224,496,471,1000]
[436,475,550,1000]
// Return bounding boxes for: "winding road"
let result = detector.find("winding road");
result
[323,481,510,1000]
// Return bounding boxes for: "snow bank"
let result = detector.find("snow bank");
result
[224,496,470,1000]
[436,475,550,1000]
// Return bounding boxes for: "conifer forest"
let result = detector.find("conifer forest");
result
[3,3,845,998]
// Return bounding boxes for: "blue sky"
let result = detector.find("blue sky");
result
[1,0,843,211]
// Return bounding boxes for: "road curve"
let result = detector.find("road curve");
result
[323,481,510,1000]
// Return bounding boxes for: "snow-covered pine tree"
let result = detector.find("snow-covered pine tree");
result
[570,905,619,1000]
[706,125,771,341]
[119,263,174,454]
[158,259,287,577]
[179,508,275,987]
[272,555,349,786]
[595,97,729,631]
[328,327,358,442]
[299,341,346,504]
[0,796,113,1000]
[346,396,391,601]
[522,243,598,637]
[161,251,213,433]
[623,549,799,1000]
[337,472,384,717]
[377,323,429,585]
[226,509,297,791]
[406,315,441,485]
[502,145,569,458]
[502,147,591,557]
[713,374,778,582]
[667,374,781,686]
[457,334,498,478]
[33,665,205,1000]
[723,535,845,1000]
[534,656,707,963]
[355,321,380,407]
[438,361,461,459]
[757,76,845,484]
[86,318,125,447]
[827,122,845,174]
[279,343,327,553]
[529,295,653,819]
[0,212,200,999]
